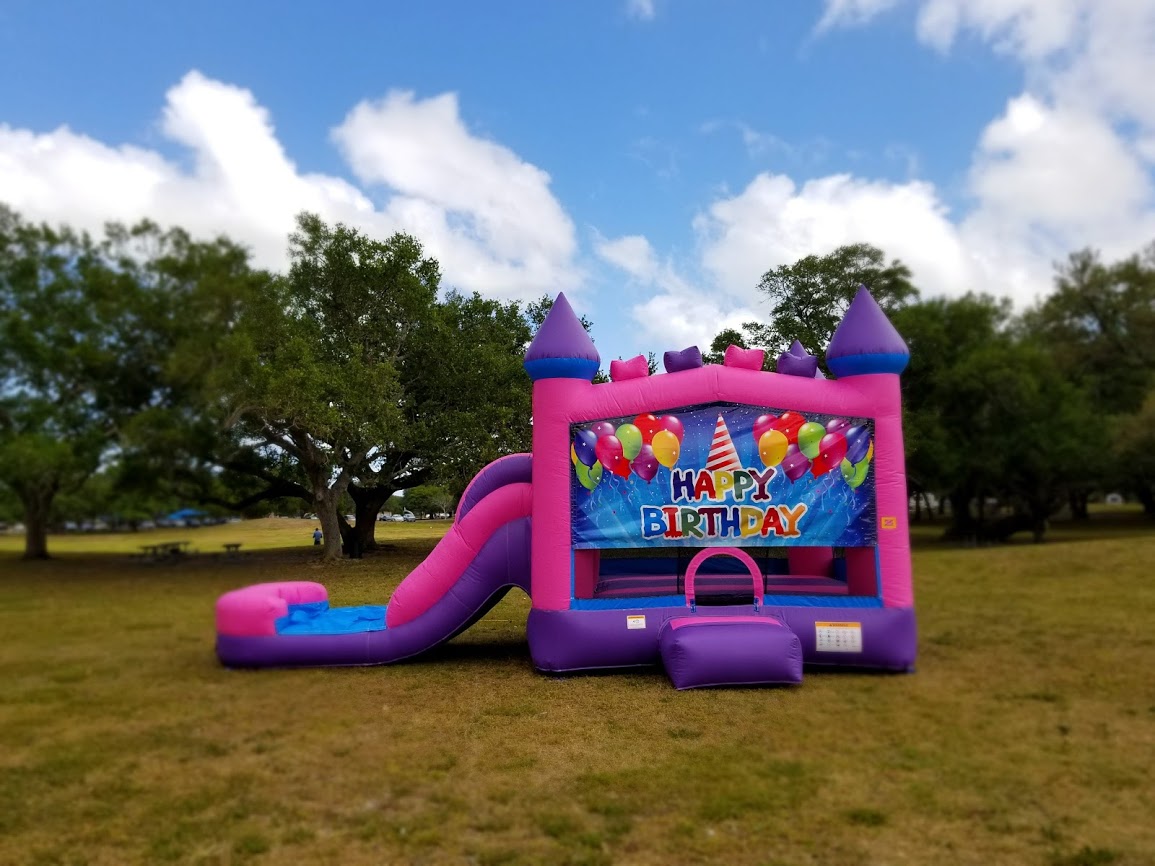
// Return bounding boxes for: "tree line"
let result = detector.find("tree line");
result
[0,207,539,559]
[707,243,1155,541]
[3,206,1153,560]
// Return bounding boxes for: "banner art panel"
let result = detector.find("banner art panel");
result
[570,402,877,549]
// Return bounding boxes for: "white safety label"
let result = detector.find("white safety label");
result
[815,621,862,653]
[626,615,647,630]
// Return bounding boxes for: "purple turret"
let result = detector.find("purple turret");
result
[776,340,819,378]
[826,285,909,377]
[524,293,600,381]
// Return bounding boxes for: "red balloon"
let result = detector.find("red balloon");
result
[612,458,632,478]
[595,434,623,470]
[633,413,662,445]
[753,414,778,442]
[658,415,684,442]
[811,431,848,476]
[771,411,806,445]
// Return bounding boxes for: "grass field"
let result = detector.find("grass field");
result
[1,515,1154,865]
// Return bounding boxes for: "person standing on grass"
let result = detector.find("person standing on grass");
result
[313,527,322,546]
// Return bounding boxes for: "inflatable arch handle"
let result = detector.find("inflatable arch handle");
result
[683,547,765,613]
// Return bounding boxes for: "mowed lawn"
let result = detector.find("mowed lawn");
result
[1,516,1153,866]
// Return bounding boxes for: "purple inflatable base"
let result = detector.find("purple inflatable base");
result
[527,604,916,674]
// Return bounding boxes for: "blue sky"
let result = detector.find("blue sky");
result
[2,0,1154,366]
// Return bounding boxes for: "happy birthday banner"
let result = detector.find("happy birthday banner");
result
[569,402,877,550]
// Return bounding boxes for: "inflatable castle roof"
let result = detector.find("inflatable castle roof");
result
[524,284,909,380]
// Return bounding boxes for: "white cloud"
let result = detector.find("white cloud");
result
[817,0,903,31]
[333,90,579,298]
[626,0,656,22]
[595,234,658,281]
[595,231,760,352]
[0,71,579,301]
[694,172,975,301]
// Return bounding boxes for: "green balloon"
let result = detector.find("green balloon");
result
[575,460,603,491]
[616,423,643,460]
[841,457,869,489]
[798,422,826,459]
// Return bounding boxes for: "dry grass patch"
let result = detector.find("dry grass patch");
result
[1,513,1153,864]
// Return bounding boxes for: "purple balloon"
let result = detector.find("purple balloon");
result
[590,421,615,439]
[825,417,850,436]
[573,429,598,467]
[781,444,811,482]
[844,426,871,464]
[631,444,659,482]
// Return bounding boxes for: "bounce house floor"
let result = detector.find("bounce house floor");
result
[592,572,848,599]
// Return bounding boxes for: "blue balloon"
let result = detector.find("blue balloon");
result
[574,429,598,467]
[844,426,871,464]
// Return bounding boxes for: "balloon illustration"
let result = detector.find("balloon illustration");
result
[573,429,598,467]
[797,421,826,459]
[595,435,626,474]
[616,423,643,460]
[658,415,684,442]
[840,457,869,489]
[758,429,789,467]
[633,413,662,445]
[590,421,616,439]
[652,429,681,469]
[771,411,805,444]
[575,459,603,491]
[811,432,848,476]
[753,414,778,442]
[844,426,871,464]
[631,444,659,482]
[570,444,578,467]
[825,417,850,436]
[781,444,811,482]
[864,439,874,464]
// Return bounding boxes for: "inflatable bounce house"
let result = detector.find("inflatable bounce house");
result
[216,286,916,688]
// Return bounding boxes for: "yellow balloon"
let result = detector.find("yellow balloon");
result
[571,444,579,467]
[758,429,789,467]
[652,429,680,469]
[865,440,874,464]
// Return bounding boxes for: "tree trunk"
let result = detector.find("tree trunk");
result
[944,488,978,542]
[20,485,55,560]
[348,485,394,551]
[1068,489,1090,521]
[1136,481,1155,516]
[314,491,344,560]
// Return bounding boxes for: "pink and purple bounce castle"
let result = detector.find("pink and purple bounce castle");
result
[215,286,916,688]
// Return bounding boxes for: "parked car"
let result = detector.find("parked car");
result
[390,514,405,522]
[402,511,416,522]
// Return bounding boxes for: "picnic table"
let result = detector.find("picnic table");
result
[139,541,191,561]
[222,542,243,559]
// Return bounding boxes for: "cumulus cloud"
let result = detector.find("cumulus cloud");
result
[694,172,977,300]
[0,71,579,301]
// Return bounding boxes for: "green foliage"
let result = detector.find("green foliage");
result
[0,204,270,556]
[703,328,758,366]
[404,485,454,517]
[746,242,919,358]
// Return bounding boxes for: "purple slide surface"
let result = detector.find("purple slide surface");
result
[216,456,532,668]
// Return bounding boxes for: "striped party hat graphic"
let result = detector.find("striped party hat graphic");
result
[705,415,743,472]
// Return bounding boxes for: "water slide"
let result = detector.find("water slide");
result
[214,455,532,668]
